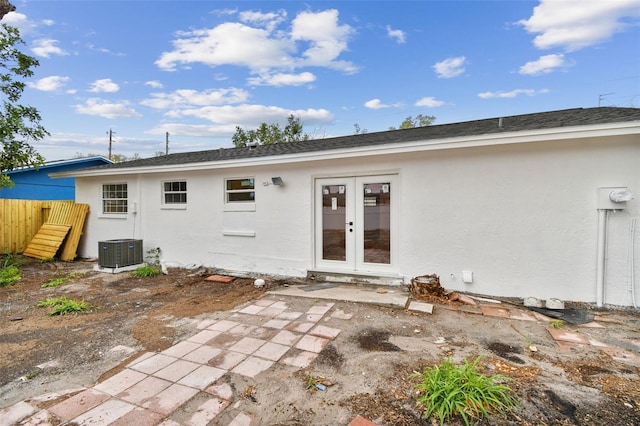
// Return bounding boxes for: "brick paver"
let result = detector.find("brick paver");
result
[231,356,274,377]
[11,294,346,426]
[70,398,135,425]
[93,368,148,396]
[48,389,110,421]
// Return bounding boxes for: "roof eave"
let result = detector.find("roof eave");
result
[52,121,639,178]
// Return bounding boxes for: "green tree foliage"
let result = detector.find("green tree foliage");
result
[389,114,435,130]
[232,114,309,147]
[353,123,367,135]
[0,23,48,188]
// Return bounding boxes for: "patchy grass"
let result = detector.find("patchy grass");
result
[41,276,68,288]
[410,356,518,426]
[37,296,92,316]
[131,265,161,278]
[2,252,25,268]
[0,265,21,287]
[550,319,566,329]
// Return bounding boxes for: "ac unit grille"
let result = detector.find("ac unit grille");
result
[98,239,143,268]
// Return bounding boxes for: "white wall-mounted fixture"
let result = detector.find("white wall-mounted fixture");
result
[595,186,633,307]
[597,187,633,210]
[271,177,284,186]
[462,270,473,283]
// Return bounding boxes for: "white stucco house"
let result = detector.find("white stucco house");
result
[57,107,640,307]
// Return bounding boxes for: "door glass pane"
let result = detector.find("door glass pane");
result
[363,183,390,264]
[322,185,346,261]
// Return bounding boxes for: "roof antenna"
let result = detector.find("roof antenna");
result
[598,93,614,107]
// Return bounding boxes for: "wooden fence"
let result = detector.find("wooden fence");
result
[0,199,52,254]
[1,199,90,260]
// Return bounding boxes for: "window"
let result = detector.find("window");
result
[163,180,187,204]
[102,183,127,214]
[225,178,255,203]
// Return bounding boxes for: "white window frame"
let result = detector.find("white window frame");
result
[162,180,187,208]
[224,177,256,212]
[102,183,128,214]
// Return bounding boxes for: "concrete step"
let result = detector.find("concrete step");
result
[306,270,404,286]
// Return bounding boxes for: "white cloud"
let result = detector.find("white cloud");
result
[239,9,287,32]
[156,9,357,76]
[519,0,640,51]
[89,79,120,93]
[433,56,466,79]
[147,123,238,137]
[2,12,29,30]
[27,76,70,92]
[145,80,163,89]
[141,88,249,109]
[167,104,333,127]
[386,25,406,44]
[247,72,316,86]
[1,13,51,34]
[478,88,549,99]
[156,22,295,72]
[364,99,401,110]
[31,39,69,58]
[291,9,356,72]
[415,97,445,108]
[85,43,125,56]
[74,98,142,119]
[519,54,570,75]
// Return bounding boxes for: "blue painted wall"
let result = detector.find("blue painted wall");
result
[0,157,112,200]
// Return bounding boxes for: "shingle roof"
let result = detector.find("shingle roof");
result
[94,107,640,170]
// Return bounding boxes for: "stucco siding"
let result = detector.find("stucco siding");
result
[75,134,639,306]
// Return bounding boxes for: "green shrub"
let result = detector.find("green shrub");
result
[0,265,21,286]
[131,264,161,278]
[410,356,518,425]
[37,296,91,316]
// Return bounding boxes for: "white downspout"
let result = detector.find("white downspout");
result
[596,209,608,307]
[595,187,634,308]
[630,218,637,309]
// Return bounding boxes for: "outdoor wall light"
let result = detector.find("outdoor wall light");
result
[271,177,284,186]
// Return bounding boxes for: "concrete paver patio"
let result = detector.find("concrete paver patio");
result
[2,297,344,425]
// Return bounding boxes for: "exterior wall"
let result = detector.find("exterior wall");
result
[75,134,640,306]
[0,159,110,200]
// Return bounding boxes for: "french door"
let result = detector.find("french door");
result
[315,175,396,272]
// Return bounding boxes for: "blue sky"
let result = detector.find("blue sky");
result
[5,0,640,161]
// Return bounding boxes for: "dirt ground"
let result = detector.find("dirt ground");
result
[1,257,640,425]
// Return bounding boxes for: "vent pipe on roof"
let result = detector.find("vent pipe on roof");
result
[498,117,503,128]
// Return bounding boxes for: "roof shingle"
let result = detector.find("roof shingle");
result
[93,107,640,170]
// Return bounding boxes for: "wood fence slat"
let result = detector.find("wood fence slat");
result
[0,199,77,257]
[23,223,71,259]
[48,201,90,261]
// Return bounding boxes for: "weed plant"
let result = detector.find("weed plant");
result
[145,247,162,267]
[549,319,565,329]
[410,356,518,425]
[41,276,68,288]
[2,252,24,268]
[131,264,161,278]
[0,265,21,286]
[37,296,91,316]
